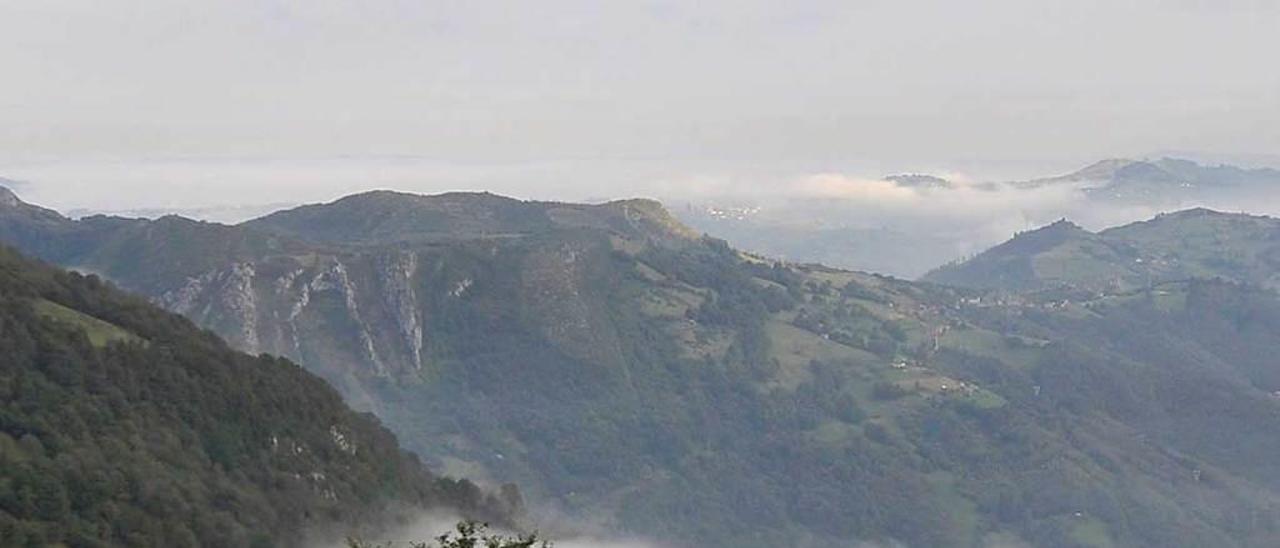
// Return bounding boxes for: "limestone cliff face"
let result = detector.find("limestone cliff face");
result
[154,253,425,382]
[378,250,425,370]
[159,261,261,353]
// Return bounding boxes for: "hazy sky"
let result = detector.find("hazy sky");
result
[2,0,1279,210]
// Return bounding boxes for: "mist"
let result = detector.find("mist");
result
[308,510,1040,548]
[310,511,669,548]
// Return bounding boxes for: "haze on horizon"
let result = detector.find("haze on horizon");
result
[2,0,1278,214]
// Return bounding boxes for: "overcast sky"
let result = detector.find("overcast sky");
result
[2,0,1278,210]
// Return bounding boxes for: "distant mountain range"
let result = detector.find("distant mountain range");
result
[883,173,954,189]
[8,185,1280,546]
[1017,157,1280,206]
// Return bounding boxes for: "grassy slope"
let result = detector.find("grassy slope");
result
[33,298,140,347]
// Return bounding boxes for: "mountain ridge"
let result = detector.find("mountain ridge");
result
[243,190,700,247]
[1011,157,1280,207]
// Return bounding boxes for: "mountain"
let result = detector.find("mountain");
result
[0,185,85,260]
[6,187,1280,546]
[1020,157,1280,206]
[923,209,1280,292]
[0,244,518,547]
[883,173,953,189]
[1022,158,1179,188]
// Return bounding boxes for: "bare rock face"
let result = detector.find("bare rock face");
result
[377,250,425,370]
[161,261,261,352]
[158,255,407,380]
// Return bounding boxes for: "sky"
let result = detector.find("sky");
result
[1,0,1279,211]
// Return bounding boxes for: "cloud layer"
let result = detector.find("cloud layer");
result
[3,1,1278,173]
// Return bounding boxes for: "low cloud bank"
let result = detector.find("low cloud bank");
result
[663,172,1103,269]
[308,509,1041,548]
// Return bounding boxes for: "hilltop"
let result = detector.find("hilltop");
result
[244,190,699,246]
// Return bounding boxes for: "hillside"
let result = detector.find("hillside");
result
[0,245,516,547]
[923,209,1280,292]
[6,187,1280,546]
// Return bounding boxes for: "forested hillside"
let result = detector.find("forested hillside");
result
[0,246,516,547]
[6,187,1280,547]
